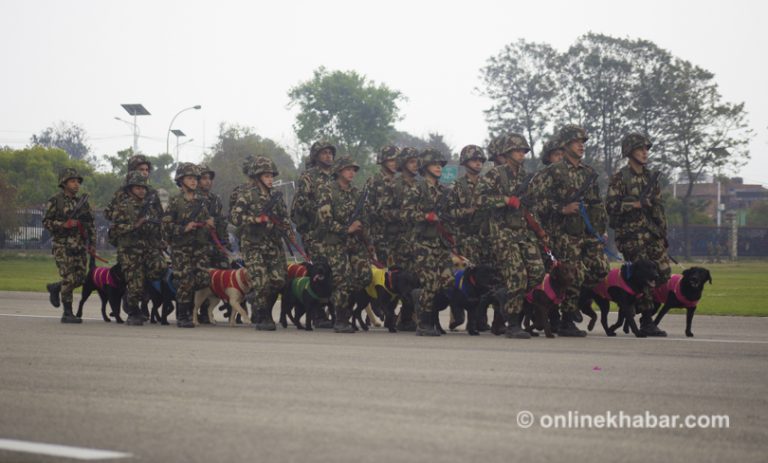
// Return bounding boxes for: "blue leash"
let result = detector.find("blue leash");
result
[578,201,624,262]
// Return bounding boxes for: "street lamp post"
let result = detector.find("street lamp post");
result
[120,104,150,154]
[171,129,186,161]
[166,105,201,163]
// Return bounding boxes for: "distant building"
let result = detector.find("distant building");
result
[669,177,768,223]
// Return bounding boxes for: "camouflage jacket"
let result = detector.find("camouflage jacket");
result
[446,175,485,238]
[43,191,95,247]
[606,165,667,239]
[400,178,452,246]
[386,174,419,236]
[229,185,289,248]
[364,169,397,237]
[290,167,333,234]
[105,185,163,247]
[315,180,369,246]
[476,164,529,234]
[202,191,229,248]
[162,191,212,247]
[529,160,607,237]
[109,191,162,249]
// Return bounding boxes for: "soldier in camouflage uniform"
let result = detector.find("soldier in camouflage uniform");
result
[162,163,213,328]
[109,172,167,325]
[529,125,610,337]
[528,136,566,263]
[290,140,336,260]
[229,156,289,331]
[606,133,669,336]
[365,145,400,266]
[44,168,95,323]
[386,147,421,331]
[476,134,545,339]
[315,156,373,333]
[228,155,255,252]
[400,149,455,337]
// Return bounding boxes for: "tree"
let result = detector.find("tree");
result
[288,67,404,166]
[30,121,92,161]
[0,173,19,242]
[480,39,560,158]
[390,130,454,158]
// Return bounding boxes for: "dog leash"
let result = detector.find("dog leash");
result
[75,221,109,263]
[578,201,624,261]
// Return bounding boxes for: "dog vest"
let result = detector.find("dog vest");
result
[291,277,328,302]
[209,269,246,302]
[592,268,638,300]
[365,266,395,299]
[525,274,564,305]
[652,274,699,308]
[92,266,116,291]
[453,269,474,297]
[150,268,176,296]
[287,263,308,280]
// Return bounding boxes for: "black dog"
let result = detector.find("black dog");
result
[143,268,177,325]
[578,259,660,337]
[652,267,711,337]
[522,262,576,338]
[279,259,333,331]
[76,261,126,323]
[434,265,502,335]
[348,266,420,332]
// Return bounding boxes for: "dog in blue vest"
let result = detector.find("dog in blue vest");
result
[433,264,502,335]
[143,268,176,325]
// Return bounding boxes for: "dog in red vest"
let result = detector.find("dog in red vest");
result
[522,262,576,338]
[652,267,711,337]
[193,268,251,326]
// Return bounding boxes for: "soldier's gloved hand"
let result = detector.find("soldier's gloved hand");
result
[254,214,270,224]
[205,218,215,228]
[184,222,199,232]
[348,220,363,234]
[505,196,521,209]
[63,219,79,229]
[561,202,580,215]
[425,212,438,223]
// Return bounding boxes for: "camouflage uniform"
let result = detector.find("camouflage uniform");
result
[607,133,670,335]
[447,145,487,265]
[109,172,167,325]
[199,164,231,269]
[476,135,545,333]
[386,147,421,269]
[229,157,288,330]
[315,157,373,332]
[290,140,335,261]
[365,145,400,265]
[529,125,609,335]
[529,136,564,269]
[400,149,455,336]
[162,163,212,327]
[228,155,255,251]
[43,168,95,323]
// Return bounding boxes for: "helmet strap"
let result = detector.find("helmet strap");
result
[464,163,481,175]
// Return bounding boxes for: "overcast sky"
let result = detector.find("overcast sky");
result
[2,0,766,184]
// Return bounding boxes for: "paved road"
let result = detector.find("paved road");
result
[0,290,766,463]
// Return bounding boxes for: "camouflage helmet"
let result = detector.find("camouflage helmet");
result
[397,147,420,172]
[247,156,279,178]
[540,137,563,166]
[127,154,152,172]
[58,167,83,188]
[488,133,531,158]
[198,163,215,180]
[557,124,589,148]
[308,140,337,165]
[241,155,255,176]
[377,145,400,164]
[174,162,200,183]
[332,156,360,177]
[459,145,487,166]
[125,171,149,188]
[621,132,653,157]
[418,148,448,174]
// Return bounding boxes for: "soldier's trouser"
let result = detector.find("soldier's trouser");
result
[348,240,372,291]
[458,234,482,266]
[242,238,286,310]
[52,243,87,304]
[492,231,545,316]
[320,242,353,315]
[302,234,320,262]
[411,241,453,314]
[389,237,414,272]
[171,244,210,305]
[555,233,609,313]
[371,232,392,267]
[118,247,166,309]
[617,233,671,313]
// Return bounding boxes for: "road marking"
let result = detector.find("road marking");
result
[0,438,131,460]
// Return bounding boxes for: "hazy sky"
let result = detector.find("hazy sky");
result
[2,0,766,183]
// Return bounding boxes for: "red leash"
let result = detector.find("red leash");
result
[75,221,109,263]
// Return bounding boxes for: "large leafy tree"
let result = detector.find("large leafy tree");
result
[30,121,92,161]
[288,67,404,165]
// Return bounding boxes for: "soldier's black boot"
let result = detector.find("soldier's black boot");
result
[125,305,144,326]
[505,311,531,339]
[61,301,82,324]
[416,311,440,337]
[333,306,355,333]
[255,307,277,331]
[396,304,417,332]
[314,305,335,329]
[640,311,667,337]
[176,303,194,328]
[558,311,587,337]
[47,282,61,308]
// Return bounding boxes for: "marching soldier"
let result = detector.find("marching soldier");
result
[400,149,455,337]
[529,125,609,337]
[606,132,669,336]
[162,163,213,328]
[315,156,373,333]
[44,168,95,323]
[447,145,487,265]
[108,172,167,325]
[365,145,400,266]
[229,156,288,331]
[291,140,336,260]
[476,134,545,339]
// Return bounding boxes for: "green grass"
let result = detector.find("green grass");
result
[0,251,766,316]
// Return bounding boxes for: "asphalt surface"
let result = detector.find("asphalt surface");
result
[0,290,766,463]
